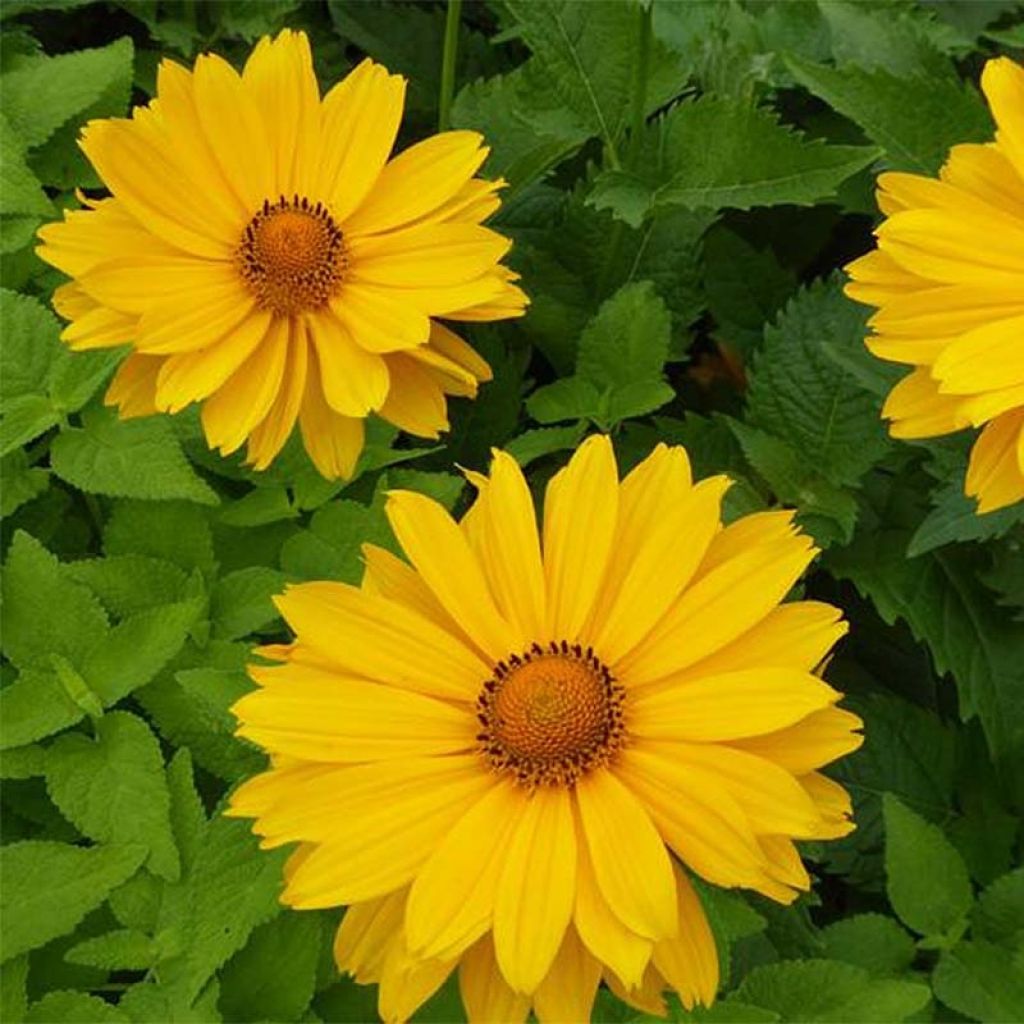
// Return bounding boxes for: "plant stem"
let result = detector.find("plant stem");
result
[438,0,463,132]
[627,1,653,171]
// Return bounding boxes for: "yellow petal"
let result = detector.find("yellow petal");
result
[429,321,492,382]
[574,767,677,941]
[800,772,855,838]
[386,489,517,660]
[61,304,136,351]
[493,786,577,994]
[330,284,430,353]
[274,581,488,700]
[318,58,406,223]
[307,310,390,416]
[105,353,162,418]
[883,367,970,438]
[630,668,839,741]
[652,864,719,1010]
[735,706,864,775]
[378,353,449,438]
[931,313,1024,394]
[982,57,1024,182]
[966,408,1024,513]
[533,927,602,1024]
[334,889,406,983]
[543,435,620,641]
[247,320,307,469]
[377,933,454,1024]
[405,781,523,961]
[941,141,1024,220]
[80,258,239,318]
[298,347,365,480]
[459,937,531,1024]
[844,248,934,307]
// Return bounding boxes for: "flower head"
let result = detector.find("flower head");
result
[845,56,1024,513]
[36,30,526,479]
[228,435,862,1022]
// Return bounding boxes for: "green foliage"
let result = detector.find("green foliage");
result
[3,2,1023,1022]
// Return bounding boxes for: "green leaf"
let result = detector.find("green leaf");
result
[526,377,602,425]
[0,394,60,455]
[108,871,163,935]
[0,956,28,1024]
[1,37,133,149]
[786,55,993,174]
[972,867,1024,949]
[118,979,222,1024]
[590,97,880,221]
[502,0,682,156]
[828,521,1024,768]
[166,748,206,875]
[746,277,891,487]
[104,499,216,575]
[932,940,1024,1022]
[66,928,159,971]
[504,424,587,468]
[821,913,917,976]
[0,118,52,223]
[65,555,191,617]
[1,531,109,671]
[25,991,128,1023]
[217,486,296,528]
[46,711,180,882]
[883,793,973,941]
[81,596,207,708]
[387,469,465,511]
[52,407,219,506]
[161,816,288,1004]
[218,912,322,1023]
[210,567,286,641]
[1,449,48,516]
[0,841,145,962]
[0,667,87,751]
[0,288,63,406]
[733,959,930,1022]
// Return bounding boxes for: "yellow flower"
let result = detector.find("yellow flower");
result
[845,56,1024,513]
[36,30,526,479]
[228,435,862,1023]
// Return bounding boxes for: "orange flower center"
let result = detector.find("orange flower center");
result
[477,642,626,789]
[237,195,346,316]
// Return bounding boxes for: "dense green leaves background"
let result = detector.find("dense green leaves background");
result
[1,0,1022,1021]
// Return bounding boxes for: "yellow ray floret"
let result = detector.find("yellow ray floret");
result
[36,30,526,479]
[845,56,1024,513]
[227,435,863,1022]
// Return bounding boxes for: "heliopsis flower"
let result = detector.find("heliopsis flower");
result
[36,30,526,479]
[845,56,1024,513]
[227,435,862,1022]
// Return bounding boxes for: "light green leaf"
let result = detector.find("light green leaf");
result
[217,486,296,528]
[0,287,63,401]
[504,424,587,467]
[118,979,222,1024]
[52,407,219,506]
[821,913,917,976]
[387,469,465,511]
[218,913,322,1023]
[0,956,28,1024]
[933,940,1024,1022]
[108,870,163,935]
[0,394,60,455]
[65,555,191,618]
[166,748,206,875]
[0,841,146,962]
[1,531,109,671]
[972,867,1024,949]
[734,959,931,1022]
[883,793,973,941]
[0,116,52,220]
[746,277,891,487]
[1,37,134,150]
[786,55,992,174]
[0,667,87,751]
[25,991,129,1023]
[590,96,880,221]
[46,711,180,882]
[66,928,159,971]
[526,377,602,425]
[0,450,48,516]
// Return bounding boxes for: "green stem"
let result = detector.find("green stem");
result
[626,1,653,170]
[438,0,463,132]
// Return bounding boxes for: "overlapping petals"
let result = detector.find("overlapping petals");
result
[229,435,861,1022]
[846,56,1024,512]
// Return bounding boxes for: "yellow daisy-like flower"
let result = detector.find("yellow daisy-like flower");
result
[228,435,862,1022]
[845,57,1024,513]
[36,30,526,479]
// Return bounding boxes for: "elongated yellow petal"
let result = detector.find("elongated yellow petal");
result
[459,937,530,1024]
[966,408,1024,512]
[333,889,406,983]
[533,928,602,1024]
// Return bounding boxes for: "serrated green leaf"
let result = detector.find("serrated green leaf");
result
[746,277,891,487]
[0,956,28,1024]
[387,469,465,511]
[0,449,48,516]
[526,377,602,425]
[166,748,206,875]
[504,424,587,467]
[1,37,133,149]
[0,744,47,779]
[0,116,52,220]
[972,867,1024,949]
[65,928,159,971]
[217,486,296,527]
[0,667,86,750]
[118,978,222,1023]
[0,841,145,962]
[733,958,930,1022]
[64,555,191,618]
[210,567,285,641]
[786,55,992,174]
[933,939,1024,1022]
[883,793,973,941]
[821,913,917,976]
[218,912,322,1023]
[108,870,163,935]
[590,96,880,221]
[104,499,216,574]
[0,394,60,454]
[52,407,219,506]
[160,815,287,1004]
[1,531,109,671]
[25,990,129,1023]
[46,711,180,882]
